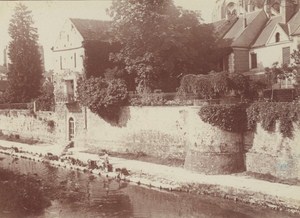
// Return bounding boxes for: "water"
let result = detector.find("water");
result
[0,153,298,218]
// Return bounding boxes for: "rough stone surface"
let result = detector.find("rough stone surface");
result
[183,107,245,174]
[246,123,300,179]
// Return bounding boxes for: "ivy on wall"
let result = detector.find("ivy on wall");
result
[247,102,300,138]
[198,104,248,133]
[198,102,300,138]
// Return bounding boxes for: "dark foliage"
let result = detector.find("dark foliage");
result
[199,104,248,132]
[247,102,300,138]
[35,81,55,111]
[83,40,121,78]
[6,3,43,103]
[108,0,222,93]
[76,77,128,121]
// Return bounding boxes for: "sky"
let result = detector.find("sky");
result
[0,0,216,71]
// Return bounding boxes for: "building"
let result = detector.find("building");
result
[52,18,116,103]
[212,0,300,74]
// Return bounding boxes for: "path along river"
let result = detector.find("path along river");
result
[0,153,298,218]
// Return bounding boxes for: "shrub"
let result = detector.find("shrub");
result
[247,102,300,138]
[77,77,128,121]
[199,104,248,132]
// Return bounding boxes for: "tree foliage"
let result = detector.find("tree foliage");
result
[108,0,221,93]
[177,72,266,101]
[7,3,43,103]
[83,40,120,78]
[76,77,128,120]
[35,80,55,111]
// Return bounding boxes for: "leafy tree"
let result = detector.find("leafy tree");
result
[6,3,43,103]
[35,80,55,111]
[77,77,128,121]
[108,0,220,93]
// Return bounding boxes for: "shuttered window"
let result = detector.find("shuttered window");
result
[282,47,290,65]
[251,53,257,69]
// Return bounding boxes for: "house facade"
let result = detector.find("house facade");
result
[52,18,113,142]
[52,18,111,103]
[213,0,300,73]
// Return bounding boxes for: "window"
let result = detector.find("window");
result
[275,32,280,42]
[74,53,76,68]
[282,47,290,65]
[251,53,257,69]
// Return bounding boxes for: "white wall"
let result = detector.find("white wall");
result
[52,19,85,73]
[250,41,294,70]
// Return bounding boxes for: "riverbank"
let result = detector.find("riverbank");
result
[0,139,300,215]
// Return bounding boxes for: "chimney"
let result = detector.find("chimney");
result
[264,0,271,18]
[281,0,296,23]
[243,12,247,28]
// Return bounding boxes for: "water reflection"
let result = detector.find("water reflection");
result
[0,153,298,218]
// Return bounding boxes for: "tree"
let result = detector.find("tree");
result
[6,3,43,103]
[77,77,128,121]
[108,0,220,93]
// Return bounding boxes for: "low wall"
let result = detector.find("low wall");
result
[76,106,188,160]
[246,123,300,179]
[0,110,58,143]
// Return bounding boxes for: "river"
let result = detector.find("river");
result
[0,153,298,218]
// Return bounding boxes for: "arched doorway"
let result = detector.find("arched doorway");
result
[68,117,75,141]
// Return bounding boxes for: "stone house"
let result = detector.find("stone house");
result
[212,0,300,74]
[52,18,117,142]
[52,18,115,103]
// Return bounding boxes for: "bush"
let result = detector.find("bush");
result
[247,102,300,138]
[199,104,248,132]
[77,77,128,121]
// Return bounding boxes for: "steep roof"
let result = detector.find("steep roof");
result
[212,17,238,38]
[252,15,283,48]
[229,10,268,48]
[223,10,264,41]
[70,18,111,41]
[288,10,300,36]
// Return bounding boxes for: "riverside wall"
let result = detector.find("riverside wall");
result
[0,106,299,178]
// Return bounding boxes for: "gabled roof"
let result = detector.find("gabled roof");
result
[288,10,300,36]
[70,18,111,41]
[230,10,268,48]
[223,10,264,41]
[252,15,283,48]
[212,17,238,38]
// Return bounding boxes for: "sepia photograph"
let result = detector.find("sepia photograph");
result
[0,0,300,217]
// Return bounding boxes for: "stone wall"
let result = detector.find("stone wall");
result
[246,123,300,179]
[183,107,245,174]
[0,110,58,143]
[75,106,188,160]
[0,106,247,174]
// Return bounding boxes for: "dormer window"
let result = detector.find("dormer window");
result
[275,32,280,42]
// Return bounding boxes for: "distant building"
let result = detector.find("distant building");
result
[212,0,300,73]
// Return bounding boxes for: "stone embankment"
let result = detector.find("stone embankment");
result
[0,139,300,215]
